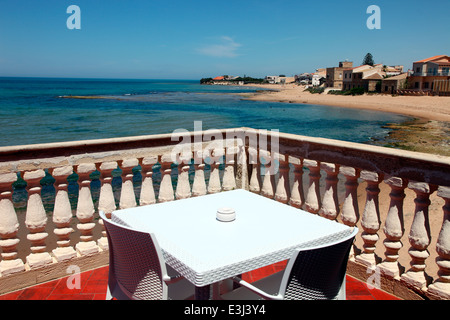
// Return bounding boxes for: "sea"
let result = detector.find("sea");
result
[1,77,411,236]
[0,77,410,147]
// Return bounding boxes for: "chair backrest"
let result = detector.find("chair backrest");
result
[279,227,358,300]
[100,211,169,300]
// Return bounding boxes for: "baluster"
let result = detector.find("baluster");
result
[340,166,360,227]
[192,151,207,197]
[175,153,192,199]
[288,156,304,209]
[248,147,261,194]
[355,170,382,268]
[318,163,340,220]
[139,157,157,206]
[0,173,25,276]
[274,153,290,204]
[97,161,118,251]
[119,159,138,209]
[400,181,436,290]
[23,169,53,269]
[260,149,275,199]
[50,166,77,262]
[304,159,321,214]
[75,163,99,256]
[222,147,237,191]
[378,176,407,279]
[428,186,450,299]
[98,161,117,216]
[339,166,360,260]
[235,143,248,190]
[207,148,222,194]
[158,154,175,203]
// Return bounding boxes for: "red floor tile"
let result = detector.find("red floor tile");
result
[368,287,400,300]
[347,294,376,300]
[0,265,401,300]
[93,293,107,300]
[46,294,95,300]
[82,279,109,294]
[0,290,23,300]
[17,287,55,300]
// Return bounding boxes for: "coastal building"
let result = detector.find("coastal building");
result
[407,55,450,94]
[278,76,296,84]
[295,73,313,85]
[325,61,353,89]
[265,75,295,84]
[311,68,326,86]
[342,64,384,91]
[381,73,408,94]
[384,65,403,77]
[265,76,277,84]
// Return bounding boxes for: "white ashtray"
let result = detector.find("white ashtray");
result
[216,207,236,222]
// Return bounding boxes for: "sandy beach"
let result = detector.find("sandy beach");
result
[241,83,450,121]
[240,83,450,156]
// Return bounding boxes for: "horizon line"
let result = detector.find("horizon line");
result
[0,76,204,81]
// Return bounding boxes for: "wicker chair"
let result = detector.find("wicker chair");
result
[221,227,358,300]
[100,211,195,300]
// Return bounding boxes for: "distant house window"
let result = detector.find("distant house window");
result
[416,67,420,73]
[424,82,429,89]
[415,82,419,88]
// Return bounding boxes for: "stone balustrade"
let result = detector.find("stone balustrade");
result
[0,127,449,300]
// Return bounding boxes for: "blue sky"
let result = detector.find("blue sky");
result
[0,0,449,80]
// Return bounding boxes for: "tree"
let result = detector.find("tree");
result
[362,53,375,66]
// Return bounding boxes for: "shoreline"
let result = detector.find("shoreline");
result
[239,83,450,156]
[239,83,450,121]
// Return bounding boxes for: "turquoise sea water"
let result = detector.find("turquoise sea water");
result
[1,77,413,215]
[0,77,410,147]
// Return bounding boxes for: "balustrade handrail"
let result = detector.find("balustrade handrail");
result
[0,127,246,167]
[1,127,449,186]
[0,127,449,300]
[273,130,450,187]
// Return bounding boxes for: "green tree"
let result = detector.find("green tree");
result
[362,53,375,66]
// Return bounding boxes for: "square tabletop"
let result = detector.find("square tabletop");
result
[111,189,353,287]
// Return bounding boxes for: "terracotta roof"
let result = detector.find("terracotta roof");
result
[346,64,369,70]
[382,73,408,80]
[414,55,448,63]
[364,73,383,80]
[213,76,225,81]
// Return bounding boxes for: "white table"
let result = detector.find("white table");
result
[111,189,353,299]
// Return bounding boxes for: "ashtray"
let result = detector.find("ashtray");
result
[216,207,236,222]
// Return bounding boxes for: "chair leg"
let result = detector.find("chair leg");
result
[195,285,211,300]
[106,285,113,300]
[337,277,346,300]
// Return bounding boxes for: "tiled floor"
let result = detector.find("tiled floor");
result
[0,262,400,300]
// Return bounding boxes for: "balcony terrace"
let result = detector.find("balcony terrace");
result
[0,127,449,300]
